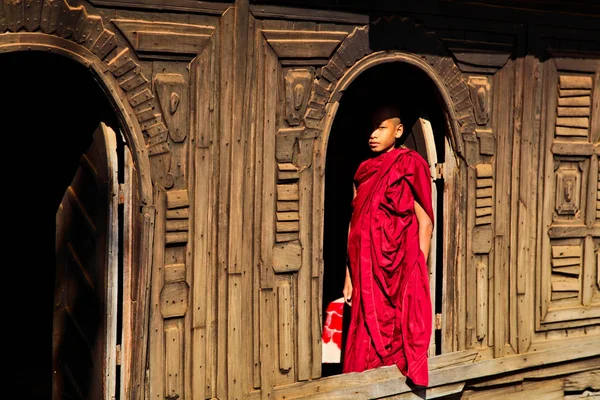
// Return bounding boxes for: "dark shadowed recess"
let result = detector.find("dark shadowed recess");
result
[0,51,120,400]
[322,61,447,377]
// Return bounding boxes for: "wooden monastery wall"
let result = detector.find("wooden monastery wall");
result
[0,0,598,399]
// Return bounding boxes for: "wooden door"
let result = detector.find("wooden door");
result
[412,117,442,356]
[53,122,119,400]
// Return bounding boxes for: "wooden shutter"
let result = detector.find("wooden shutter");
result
[412,117,441,355]
[539,58,600,329]
[53,122,119,399]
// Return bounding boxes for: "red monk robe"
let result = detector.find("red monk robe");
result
[342,146,434,387]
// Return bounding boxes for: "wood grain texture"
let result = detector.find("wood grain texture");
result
[149,187,167,400]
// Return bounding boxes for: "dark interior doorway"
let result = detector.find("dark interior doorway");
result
[321,61,447,377]
[0,51,123,399]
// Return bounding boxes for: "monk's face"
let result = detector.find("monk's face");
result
[369,117,403,153]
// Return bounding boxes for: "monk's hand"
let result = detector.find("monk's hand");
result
[343,272,353,306]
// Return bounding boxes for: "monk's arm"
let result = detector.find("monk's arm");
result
[414,201,433,262]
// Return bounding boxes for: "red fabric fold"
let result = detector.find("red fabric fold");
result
[342,147,434,387]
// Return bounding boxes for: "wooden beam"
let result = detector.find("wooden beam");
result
[249,4,368,24]
[88,0,230,14]
[271,340,600,399]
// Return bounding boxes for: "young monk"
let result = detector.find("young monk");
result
[342,105,434,387]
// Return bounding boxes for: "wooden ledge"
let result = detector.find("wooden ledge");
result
[246,334,600,400]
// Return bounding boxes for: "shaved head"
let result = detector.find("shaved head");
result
[371,104,402,128]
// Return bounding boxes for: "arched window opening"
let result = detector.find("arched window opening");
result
[322,61,449,378]
[1,51,124,400]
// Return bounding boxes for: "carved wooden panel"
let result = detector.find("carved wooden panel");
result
[539,59,600,328]
[262,29,348,60]
[477,129,495,156]
[285,69,314,126]
[166,189,189,244]
[475,164,493,226]
[277,281,293,372]
[550,242,582,305]
[556,76,593,138]
[554,162,583,219]
[113,19,215,59]
[468,76,491,126]
[155,74,188,143]
[164,319,184,399]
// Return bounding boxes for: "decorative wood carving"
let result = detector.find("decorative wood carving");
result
[476,129,495,156]
[539,59,599,327]
[262,29,348,60]
[554,163,582,217]
[475,164,493,226]
[113,19,215,59]
[155,74,188,143]
[308,16,477,151]
[285,69,314,126]
[0,0,174,189]
[468,76,491,126]
[555,75,593,138]
[166,189,189,244]
[550,243,582,303]
[277,127,305,162]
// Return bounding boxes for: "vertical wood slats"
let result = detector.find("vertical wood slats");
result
[226,1,255,397]
[149,188,166,400]
[217,7,234,400]
[540,64,559,325]
[252,18,265,391]
[443,137,459,353]
[278,282,293,372]
[493,58,513,358]
[120,146,134,400]
[298,166,312,380]
[189,31,220,398]
[259,31,279,400]
[165,319,184,398]
[509,55,525,354]
[465,135,478,349]
[516,55,541,354]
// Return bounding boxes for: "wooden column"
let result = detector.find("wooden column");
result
[515,54,542,354]
[493,59,515,358]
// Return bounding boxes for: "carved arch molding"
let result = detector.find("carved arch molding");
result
[280,16,476,162]
[273,16,476,250]
[273,15,477,249]
[0,0,173,192]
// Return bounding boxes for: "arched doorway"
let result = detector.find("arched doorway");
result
[321,61,449,377]
[1,51,125,400]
